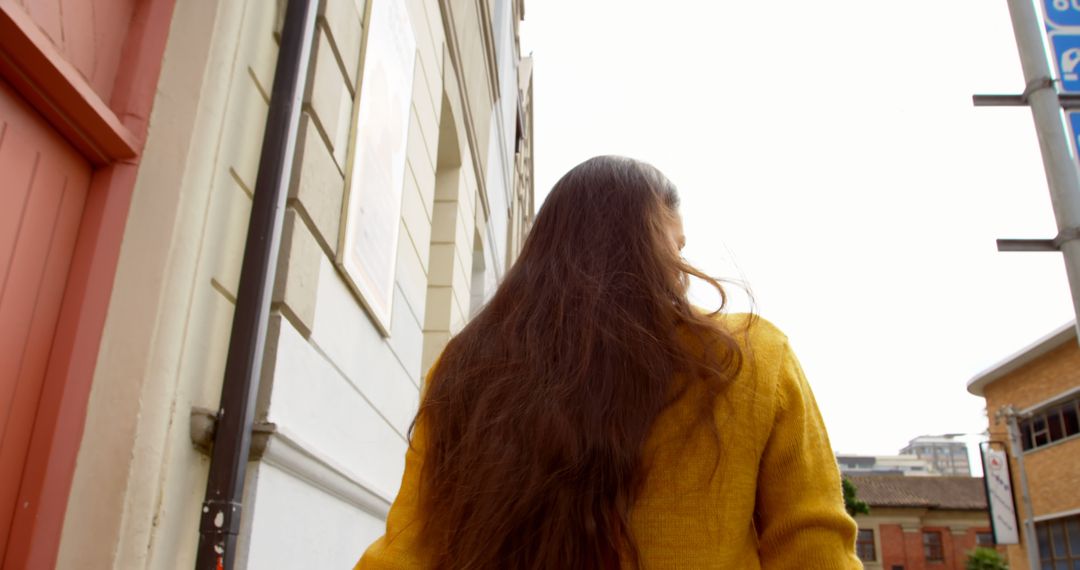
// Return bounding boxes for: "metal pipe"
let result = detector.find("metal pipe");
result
[1002,407,1040,570]
[1007,0,1080,342]
[194,0,317,567]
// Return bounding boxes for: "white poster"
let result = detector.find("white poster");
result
[982,447,1020,545]
[338,0,417,335]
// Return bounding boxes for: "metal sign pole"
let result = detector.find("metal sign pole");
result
[1002,0,1080,342]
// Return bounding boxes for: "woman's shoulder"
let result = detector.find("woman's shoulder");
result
[706,312,799,396]
[713,312,790,355]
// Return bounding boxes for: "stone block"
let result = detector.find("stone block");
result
[400,171,432,270]
[387,285,424,384]
[421,330,451,378]
[430,200,457,243]
[244,0,279,100]
[405,109,434,187]
[426,243,454,288]
[228,77,271,192]
[433,167,460,202]
[449,295,466,335]
[273,209,322,337]
[319,0,363,89]
[305,28,353,171]
[450,252,470,311]
[289,113,345,257]
[181,286,237,402]
[401,170,429,248]
[411,57,440,163]
[423,285,453,331]
[207,180,252,299]
[393,228,427,327]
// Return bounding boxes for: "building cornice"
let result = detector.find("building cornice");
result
[966,321,1076,396]
[261,428,393,520]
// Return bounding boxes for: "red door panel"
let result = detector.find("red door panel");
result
[0,77,91,558]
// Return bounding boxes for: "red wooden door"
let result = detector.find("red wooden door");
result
[0,76,91,558]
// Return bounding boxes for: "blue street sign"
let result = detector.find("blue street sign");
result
[1051,32,1080,92]
[1045,0,1080,27]
[1068,112,1080,151]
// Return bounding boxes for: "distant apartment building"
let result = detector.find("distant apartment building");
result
[837,454,935,477]
[900,435,972,477]
[849,475,994,570]
[968,322,1080,570]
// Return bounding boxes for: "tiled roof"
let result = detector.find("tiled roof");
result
[845,475,987,511]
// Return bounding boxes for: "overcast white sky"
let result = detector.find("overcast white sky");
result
[520,0,1077,468]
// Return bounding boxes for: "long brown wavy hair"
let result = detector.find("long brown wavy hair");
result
[415,156,746,569]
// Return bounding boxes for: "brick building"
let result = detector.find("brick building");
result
[848,475,994,570]
[967,322,1080,570]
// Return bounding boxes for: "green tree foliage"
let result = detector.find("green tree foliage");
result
[966,546,1008,570]
[842,478,870,517]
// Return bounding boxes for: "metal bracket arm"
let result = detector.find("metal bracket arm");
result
[997,227,1080,251]
[973,77,1057,107]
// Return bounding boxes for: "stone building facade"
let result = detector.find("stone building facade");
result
[31,0,536,568]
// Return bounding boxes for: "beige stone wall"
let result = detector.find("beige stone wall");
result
[981,340,1080,570]
[61,0,533,567]
[58,0,284,567]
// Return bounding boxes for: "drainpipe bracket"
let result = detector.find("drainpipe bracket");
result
[190,407,277,461]
[199,499,243,536]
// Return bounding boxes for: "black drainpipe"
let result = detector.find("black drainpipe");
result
[194,0,317,567]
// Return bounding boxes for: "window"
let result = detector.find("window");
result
[1036,514,1080,568]
[976,531,995,546]
[1020,397,1080,451]
[923,531,944,562]
[857,529,876,562]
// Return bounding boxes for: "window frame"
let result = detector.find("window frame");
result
[923,530,944,562]
[856,528,876,562]
[1019,397,1080,452]
[1035,514,1080,567]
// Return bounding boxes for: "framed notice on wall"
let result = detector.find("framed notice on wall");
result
[337,0,417,336]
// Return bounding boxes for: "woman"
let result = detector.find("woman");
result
[357,156,860,569]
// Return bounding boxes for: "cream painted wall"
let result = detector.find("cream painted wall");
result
[59,0,281,567]
[244,0,526,566]
[61,0,531,567]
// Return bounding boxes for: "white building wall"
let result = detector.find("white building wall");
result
[244,0,525,567]
[59,0,287,566]
[62,0,530,566]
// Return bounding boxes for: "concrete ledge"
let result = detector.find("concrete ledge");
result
[262,428,392,520]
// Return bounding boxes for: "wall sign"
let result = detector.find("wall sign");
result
[337,0,417,335]
[981,446,1020,545]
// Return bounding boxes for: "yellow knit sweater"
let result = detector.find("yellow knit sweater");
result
[356,316,861,569]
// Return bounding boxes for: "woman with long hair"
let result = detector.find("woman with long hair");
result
[356,156,860,569]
